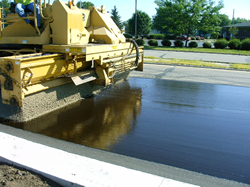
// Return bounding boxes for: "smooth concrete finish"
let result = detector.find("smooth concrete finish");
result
[0,130,198,187]
[144,49,250,64]
[0,124,248,187]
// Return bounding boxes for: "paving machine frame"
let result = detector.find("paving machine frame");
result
[0,0,144,107]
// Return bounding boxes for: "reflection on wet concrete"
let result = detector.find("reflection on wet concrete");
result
[3,77,250,184]
[4,81,142,150]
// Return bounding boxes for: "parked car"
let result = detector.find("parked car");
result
[195,36,205,40]
[176,35,191,41]
[141,34,148,39]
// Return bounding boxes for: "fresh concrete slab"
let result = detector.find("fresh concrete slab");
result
[1,124,248,187]
[0,130,198,187]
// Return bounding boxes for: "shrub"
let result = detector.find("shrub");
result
[147,34,165,40]
[189,41,198,48]
[164,34,176,40]
[214,39,229,49]
[174,40,184,47]
[148,39,158,46]
[196,37,201,40]
[241,38,250,50]
[203,42,212,48]
[161,39,172,46]
[228,39,241,49]
[136,38,145,46]
[210,33,218,39]
[191,36,196,40]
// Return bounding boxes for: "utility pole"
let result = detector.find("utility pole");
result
[232,9,235,25]
[135,0,137,39]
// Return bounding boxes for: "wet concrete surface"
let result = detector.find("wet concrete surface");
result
[2,77,250,185]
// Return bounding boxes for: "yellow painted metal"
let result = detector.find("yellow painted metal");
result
[0,0,144,107]
[0,0,126,45]
[0,53,92,106]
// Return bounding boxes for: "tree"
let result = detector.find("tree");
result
[153,0,223,46]
[229,26,238,39]
[233,17,250,24]
[111,6,123,30]
[0,0,10,18]
[218,14,232,27]
[76,1,94,9]
[127,10,152,37]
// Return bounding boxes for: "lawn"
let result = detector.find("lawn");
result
[144,56,250,71]
[144,46,250,56]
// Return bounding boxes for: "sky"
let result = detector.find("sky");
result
[82,0,250,22]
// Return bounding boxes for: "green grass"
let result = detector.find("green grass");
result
[144,56,250,70]
[230,63,250,70]
[144,46,250,56]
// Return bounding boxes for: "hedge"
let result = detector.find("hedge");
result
[214,39,229,49]
[174,40,184,47]
[148,39,158,46]
[241,38,250,50]
[136,38,145,46]
[189,41,198,48]
[161,39,172,47]
[228,39,241,50]
[147,34,165,40]
[203,42,212,48]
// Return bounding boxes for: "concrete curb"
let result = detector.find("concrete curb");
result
[0,131,199,187]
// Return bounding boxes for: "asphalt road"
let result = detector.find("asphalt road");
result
[130,63,250,87]
[144,50,250,64]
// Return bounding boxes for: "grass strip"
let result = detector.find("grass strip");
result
[144,56,250,70]
[230,63,250,70]
[144,46,250,56]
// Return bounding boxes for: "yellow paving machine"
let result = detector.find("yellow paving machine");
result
[0,0,144,107]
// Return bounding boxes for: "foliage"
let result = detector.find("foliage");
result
[164,34,177,40]
[210,33,219,39]
[144,45,250,55]
[228,39,241,50]
[153,0,223,47]
[203,42,212,48]
[218,14,232,26]
[136,39,145,46]
[229,26,238,39]
[191,37,196,40]
[123,20,130,34]
[241,38,250,50]
[161,39,172,46]
[233,17,250,24]
[214,39,229,49]
[148,39,158,46]
[195,37,201,40]
[76,1,94,9]
[189,41,198,48]
[127,10,152,37]
[0,0,10,18]
[111,6,123,30]
[174,40,184,47]
[148,34,165,39]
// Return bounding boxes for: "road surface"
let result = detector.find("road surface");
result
[144,50,250,64]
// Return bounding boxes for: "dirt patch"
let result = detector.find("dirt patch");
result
[0,164,62,187]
